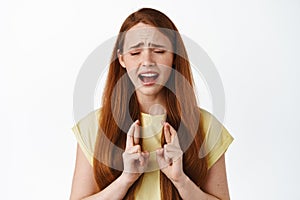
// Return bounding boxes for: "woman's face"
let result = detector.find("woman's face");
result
[118,22,173,99]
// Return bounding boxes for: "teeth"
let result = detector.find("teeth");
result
[140,73,158,77]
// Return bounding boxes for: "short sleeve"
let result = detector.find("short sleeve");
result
[71,109,100,166]
[200,108,234,169]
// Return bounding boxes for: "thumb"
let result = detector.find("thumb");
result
[156,148,168,169]
[156,148,164,157]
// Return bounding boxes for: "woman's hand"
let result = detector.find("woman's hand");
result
[122,120,149,183]
[156,122,186,183]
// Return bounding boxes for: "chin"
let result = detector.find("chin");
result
[136,86,164,97]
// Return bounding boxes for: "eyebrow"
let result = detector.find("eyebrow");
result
[129,42,166,49]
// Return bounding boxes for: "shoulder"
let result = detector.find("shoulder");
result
[198,107,227,136]
[199,107,212,127]
[71,108,101,166]
[75,109,101,128]
[197,107,234,169]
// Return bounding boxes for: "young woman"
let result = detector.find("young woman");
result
[70,8,233,200]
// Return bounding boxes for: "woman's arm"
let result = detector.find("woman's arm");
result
[172,155,230,200]
[156,122,230,200]
[70,145,98,199]
[70,145,135,200]
[70,121,149,200]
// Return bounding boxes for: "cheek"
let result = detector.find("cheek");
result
[123,58,135,70]
[164,68,172,79]
[162,55,174,79]
[125,67,139,85]
[160,64,172,80]
[123,54,139,67]
[162,54,174,67]
[126,68,137,80]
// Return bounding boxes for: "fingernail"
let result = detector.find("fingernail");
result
[135,120,140,126]
[165,123,170,129]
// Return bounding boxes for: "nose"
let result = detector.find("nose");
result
[141,49,155,67]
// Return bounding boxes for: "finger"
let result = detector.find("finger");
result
[124,151,147,170]
[163,144,173,164]
[140,152,150,170]
[127,152,141,160]
[164,144,183,163]
[122,152,141,171]
[125,149,144,163]
[139,154,145,166]
[172,134,180,147]
[126,145,141,154]
[139,151,150,166]
[133,120,140,146]
[141,151,150,159]
[166,123,180,146]
[164,123,171,144]
[168,123,177,136]
[164,150,182,162]
[156,148,169,169]
[164,144,182,153]
[126,120,137,150]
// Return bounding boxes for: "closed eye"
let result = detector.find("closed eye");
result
[130,52,140,56]
[153,49,166,54]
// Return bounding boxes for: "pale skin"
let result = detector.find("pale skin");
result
[70,23,230,200]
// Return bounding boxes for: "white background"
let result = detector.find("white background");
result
[2,0,300,199]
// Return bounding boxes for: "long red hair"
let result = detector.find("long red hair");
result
[93,8,208,199]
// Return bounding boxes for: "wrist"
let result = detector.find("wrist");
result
[119,172,138,186]
[172,173,189,190]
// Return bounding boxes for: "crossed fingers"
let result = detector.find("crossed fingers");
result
[156,122,183,168]
[123,120,149,173]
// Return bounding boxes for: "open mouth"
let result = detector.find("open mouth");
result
[138,72,159,84]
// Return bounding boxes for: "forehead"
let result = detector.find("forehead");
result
[123,23,173,51]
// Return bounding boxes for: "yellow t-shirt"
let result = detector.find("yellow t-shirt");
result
[71,108,233,199]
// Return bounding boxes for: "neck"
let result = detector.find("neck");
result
[136,91,166,115]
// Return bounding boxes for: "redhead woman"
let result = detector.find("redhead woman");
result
[70,8,233,200]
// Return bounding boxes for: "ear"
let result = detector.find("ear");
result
[117,49,126,68]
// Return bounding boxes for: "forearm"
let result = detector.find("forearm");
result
[172,174,220,200]
[82,173,134,200]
